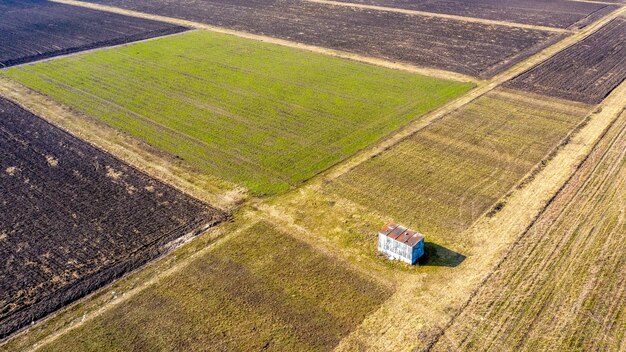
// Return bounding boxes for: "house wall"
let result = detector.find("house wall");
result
[411,240,425,264]
[378,233,412,264]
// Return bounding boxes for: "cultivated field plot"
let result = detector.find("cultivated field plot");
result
[0,97,225,338]
[328,89,591,248]
[507,17,626,104]
[35,221,391,351]
[0,0,187,68]
[3,30,472,195]
[337,0,618,29]
[433,110,626,352]
[84,0,565,78]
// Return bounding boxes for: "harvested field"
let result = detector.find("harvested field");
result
[433,110,626,351]
[81,0,565,78]
[0,0,187,68]
[0,97,225,339]
[507,17,626,104]
[35,221,391,351]
[3,30,472,195]
[335,0,618,29]
[328,89,591,249]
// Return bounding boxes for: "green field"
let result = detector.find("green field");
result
[272,89,591,266]
[330,89,590,242]
[38,221,391,351]
[3,30,472,195]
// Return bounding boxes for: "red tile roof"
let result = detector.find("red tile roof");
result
[380,223,424,247]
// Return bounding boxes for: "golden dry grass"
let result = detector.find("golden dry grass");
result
[33,221,391,351]
[432,110,626,351]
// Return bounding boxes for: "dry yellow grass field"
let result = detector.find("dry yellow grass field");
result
[433,109,626,352]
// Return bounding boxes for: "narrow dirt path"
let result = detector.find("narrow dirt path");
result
[305,0,570,33]
[1,30,192,71]
[334,76,626,352]
[320,4,625,183]
[49,0,478,83]
[430,107,626,352]
[0,77,245,211]
[1,2,624,351]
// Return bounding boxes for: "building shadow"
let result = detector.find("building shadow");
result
[418,242,466,267]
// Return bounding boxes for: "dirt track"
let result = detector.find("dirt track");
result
[1,1,625,350]
[431,106,626,352]
[62,0,565,78]
[334,74,626,352]
[324,0,619,29]
[0,0,186,68]
[304,0,570,32]
[0,97,225,339]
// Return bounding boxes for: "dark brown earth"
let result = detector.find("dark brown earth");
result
[0,0,187,68]
[84,0,565,78]
[507,17,626,104]
[0,97,226,339]
[339,0,618,29]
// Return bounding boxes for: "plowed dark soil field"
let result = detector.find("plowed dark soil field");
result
[338,0,618,29]
[84,0,564,78]
[0,98,225,338]
[507,17,626,104]
[0,0,187,68]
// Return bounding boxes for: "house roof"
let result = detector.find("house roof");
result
[379,223,424,247]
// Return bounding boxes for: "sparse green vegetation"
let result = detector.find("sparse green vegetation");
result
[433,111,626,351]
[3,30,472,195]
[329,89,590,243]
[270,90,592,271]
[38,221,391,351]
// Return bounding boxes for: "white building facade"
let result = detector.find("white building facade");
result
[377,223,425,265]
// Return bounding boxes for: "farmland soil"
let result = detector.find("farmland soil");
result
[506,17,626,104]
[432,109,626,351]
[2,30,471,195]
[32,221,392,351]
[80,0,565,78]
[0,0,187,68]
[0,97,225,339]
[329,89,591,246]
[333,0,618,29]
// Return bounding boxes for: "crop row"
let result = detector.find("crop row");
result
[3,30,471,195]
[337,0,618,29]
[34,221,391,351]
[329,89,591,247]
[507,17,626,104]
[433,110,626,351]
[84,0,564,77]
[0,0,187,68]
[0,97,225,338]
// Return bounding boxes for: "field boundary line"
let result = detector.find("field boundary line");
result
[424,80,626,351]
[0,77,246,211]
[49,0,478,83]
[316,5,626,184]
[568,0,625,5]
[305,0,569,33]
[16,221,255,352]
[1,30,194,71]
[1,2,624,350]
[258,204,397,289]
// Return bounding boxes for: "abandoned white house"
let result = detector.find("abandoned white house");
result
[378,223,425,265]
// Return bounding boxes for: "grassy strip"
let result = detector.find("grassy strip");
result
[433,110,626,351]
[3,30,472,195]
[37,221,391,351]
[329,89,590,243]
[271,89,591,270]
